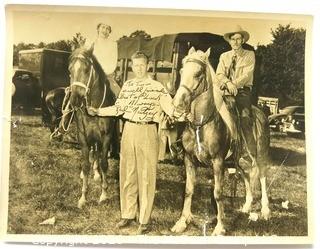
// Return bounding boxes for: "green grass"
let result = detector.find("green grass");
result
[7,115,308,236]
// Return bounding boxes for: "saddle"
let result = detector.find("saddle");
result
[208,65,240,159]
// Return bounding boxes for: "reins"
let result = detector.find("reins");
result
[180,57,213,128]
[70,55,107,110]
[51,54,107,138]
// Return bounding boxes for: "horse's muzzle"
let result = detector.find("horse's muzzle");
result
[70,92,85,109]
[173,88,191,114]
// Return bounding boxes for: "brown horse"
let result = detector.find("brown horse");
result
[171,47,271,235]
[68,48,115,208]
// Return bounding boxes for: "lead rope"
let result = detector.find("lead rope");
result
[60,87,74,132]
[98,83,106,109]
[61,64,94,133]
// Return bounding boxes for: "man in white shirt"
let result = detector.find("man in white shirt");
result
[89,51,181,235]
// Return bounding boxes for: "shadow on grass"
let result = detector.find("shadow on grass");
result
[270,132,305,140]
[226,207,307,236]
[269,146,306,167]
[155,179,220,218]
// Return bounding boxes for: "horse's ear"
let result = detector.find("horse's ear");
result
[188,47,196,55]
[205,47,211,59]
[87,46,94,55]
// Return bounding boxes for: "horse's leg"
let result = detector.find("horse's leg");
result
[211,157,226,235]
[78,144,90,209]
[171,155,196,233]
[93,159,101,182]
[241,172,253,213]
[259,166,271,220]
[99,136,111,204]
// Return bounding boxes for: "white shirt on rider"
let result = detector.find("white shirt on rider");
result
[84,37,118,75]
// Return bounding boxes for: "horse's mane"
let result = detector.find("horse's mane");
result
[69,48,108,87]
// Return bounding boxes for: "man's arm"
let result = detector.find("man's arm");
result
[93,81,129,116]
[216,54,238,95]
[216,54,232,88]
[159,90,186,121]
[159,92,174,117]
[232,51,255,88]
[96,105,123,116]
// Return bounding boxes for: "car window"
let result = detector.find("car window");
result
[21,74,30,80]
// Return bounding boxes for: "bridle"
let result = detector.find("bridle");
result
[177,56,214,129]
[69,55,106,109]
[179,57,209,100]
[71,57,94,94]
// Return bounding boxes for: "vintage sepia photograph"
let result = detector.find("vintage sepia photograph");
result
[1,3,314,245]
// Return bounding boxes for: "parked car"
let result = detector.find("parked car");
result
[268,106,305,133]
[282,108,305,134]
[11,68,41,112]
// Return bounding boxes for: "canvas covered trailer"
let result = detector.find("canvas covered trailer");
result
[116,32,254,95]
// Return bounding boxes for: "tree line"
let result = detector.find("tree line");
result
[13,25,305,107]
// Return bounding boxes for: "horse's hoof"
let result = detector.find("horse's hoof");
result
[78,197,86,209]
[211,224,226,236]
[261,207,271,220]
[99,193,108,204]
[171,220,187,233]
[93,172,101,182]
[241,201,251,214]
[241,203,252,213]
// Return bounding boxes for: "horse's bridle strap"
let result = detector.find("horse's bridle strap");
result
[71,81,89,91]
[70,64,94,93]
[180,84,193,96]
[185,58,206,68]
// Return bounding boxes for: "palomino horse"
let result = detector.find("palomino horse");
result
[68,48,115,208]
[171,47,271,235]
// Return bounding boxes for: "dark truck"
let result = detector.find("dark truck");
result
[18,48,71,122]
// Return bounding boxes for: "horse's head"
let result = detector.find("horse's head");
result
[68,48,96,108]
[173,47,211,113]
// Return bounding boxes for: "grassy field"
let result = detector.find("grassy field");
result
[7,115,307,236]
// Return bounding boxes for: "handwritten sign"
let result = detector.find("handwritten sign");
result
[115,79,169,122]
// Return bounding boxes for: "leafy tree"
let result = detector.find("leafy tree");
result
[37,42,46,48]
[255,24,306,107]
[13,42,37,66]
[45,40,72,52]
[71,32,86,50]
[119,30,152,41]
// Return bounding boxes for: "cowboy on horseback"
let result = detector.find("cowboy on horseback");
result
[216,25,257,163]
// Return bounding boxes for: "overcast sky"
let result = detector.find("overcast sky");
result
[8,5,311,48]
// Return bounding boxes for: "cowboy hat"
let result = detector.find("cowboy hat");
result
[223,25,250,43]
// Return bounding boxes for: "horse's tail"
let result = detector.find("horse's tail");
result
[250,105,270,191]
[252,105,270,165]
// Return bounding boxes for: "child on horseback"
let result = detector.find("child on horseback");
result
[53,23,121,155]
